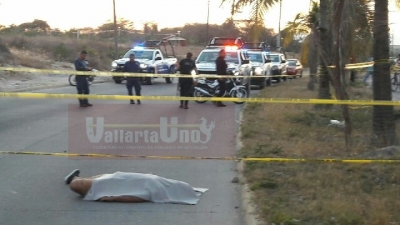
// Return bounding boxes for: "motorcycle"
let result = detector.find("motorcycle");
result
[68,71,97,86]
[192,77,249,104]
[68,61,97,86]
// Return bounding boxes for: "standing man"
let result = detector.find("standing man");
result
[177,52,197,109]
[123,54,142,104]
[74,50,92,107]
[215,49,227,107]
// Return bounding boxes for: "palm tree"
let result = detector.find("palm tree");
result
[281,1,319,90]
[372,0,397,146]
[220,0,280,42]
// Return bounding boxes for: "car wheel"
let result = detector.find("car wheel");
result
[166,66,175,83]
[166,77,173,83]
[266,78,271,86]
[259,80,266,90]
[114,78,123,84]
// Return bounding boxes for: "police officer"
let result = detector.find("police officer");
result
[177,52,197,109]
[123,54,142,104]
[74,50,92,107]
[215,49,227,107]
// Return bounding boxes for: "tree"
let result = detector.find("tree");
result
[18,19,50,34]
[316,0,332,101]
[372,0,397,146]
[281,2,319,90]
[221,0,280,42]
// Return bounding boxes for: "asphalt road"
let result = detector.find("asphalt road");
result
[0,78,250,225]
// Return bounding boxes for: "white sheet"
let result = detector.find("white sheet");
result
[83,172,208,205]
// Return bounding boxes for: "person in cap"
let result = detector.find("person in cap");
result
[74,50,93,107]
[123,54,142,104]
[177,52,198,109]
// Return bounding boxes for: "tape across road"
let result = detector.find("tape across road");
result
[1,92,400,105]
[0,151,398,163]
[0,63,399,79]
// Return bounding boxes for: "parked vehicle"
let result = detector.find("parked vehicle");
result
[195,37,252,93]
[111,40,178,85]
[244,43,273,89]
[266,53,288,82]
[286,59,303,78]
[193,77,248,104]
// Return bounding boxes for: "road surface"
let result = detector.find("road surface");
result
[0,78,248,225]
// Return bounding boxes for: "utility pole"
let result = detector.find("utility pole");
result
[277,0,282,50]
[206,0,210,44]
[113,0,118,59]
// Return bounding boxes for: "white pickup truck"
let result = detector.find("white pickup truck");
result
[111,46,178,85]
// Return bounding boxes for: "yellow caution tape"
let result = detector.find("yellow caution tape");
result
[1,92,400,105]
[0,151,398,163]
[0,62,398,79]
[0,66,316,78]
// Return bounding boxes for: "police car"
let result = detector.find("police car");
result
[195,37,252,87]
[243,42,273,89]
[111,40,178,85]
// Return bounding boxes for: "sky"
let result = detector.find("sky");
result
[0,0,400,44]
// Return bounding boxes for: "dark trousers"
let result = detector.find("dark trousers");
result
[217,79,226,102]
[179,83,192,106]
[76,76,90,105]
[126,79,141,101]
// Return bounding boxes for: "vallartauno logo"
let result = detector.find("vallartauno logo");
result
[86,117,216,144]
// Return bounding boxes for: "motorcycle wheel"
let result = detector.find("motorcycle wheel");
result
[193,89,207,103]
[87,76,94,86]
[231,88,248,104]
[69,75,77,86]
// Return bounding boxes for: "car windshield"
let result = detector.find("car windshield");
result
[248,53,263,63]
[197,51,239,64]
[123,50,154,60]
[288,60,297,66]
[267,55,280,63]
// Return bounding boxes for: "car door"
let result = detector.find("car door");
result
[154,51,167,74]
[281,55,288,74]
[262,53,271,75]
[296,60,303,74]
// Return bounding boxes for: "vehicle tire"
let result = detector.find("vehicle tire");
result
[193,89,207,103]
[114,79,123,84]
[266,78,271,86]
[69,75,77,86]
[275,77,281,83]
[232,87,248,104]
[166,66,175,83]
[145,77,154,85]
[88,76,94,86]
[258,78,266,89]
[299,72,303,78]
[391,77,398,92]
[145,70,155,85]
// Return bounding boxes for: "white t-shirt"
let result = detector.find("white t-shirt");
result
[83,172,208,205]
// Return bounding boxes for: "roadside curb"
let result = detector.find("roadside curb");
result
[236,104,266,225]
[4,80,109,93]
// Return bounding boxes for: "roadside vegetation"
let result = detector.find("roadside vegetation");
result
[240,78,400,224]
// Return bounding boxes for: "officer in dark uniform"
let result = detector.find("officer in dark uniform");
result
[123,54,142,104]
[177,52,197,109]
[215,49,227,107]
[74,50,93,107]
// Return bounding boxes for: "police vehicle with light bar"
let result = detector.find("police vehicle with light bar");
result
[195,37,252,88]
[111,40,178,85]
[243,42,273,89]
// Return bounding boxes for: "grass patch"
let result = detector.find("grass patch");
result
[240,78,400,224]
